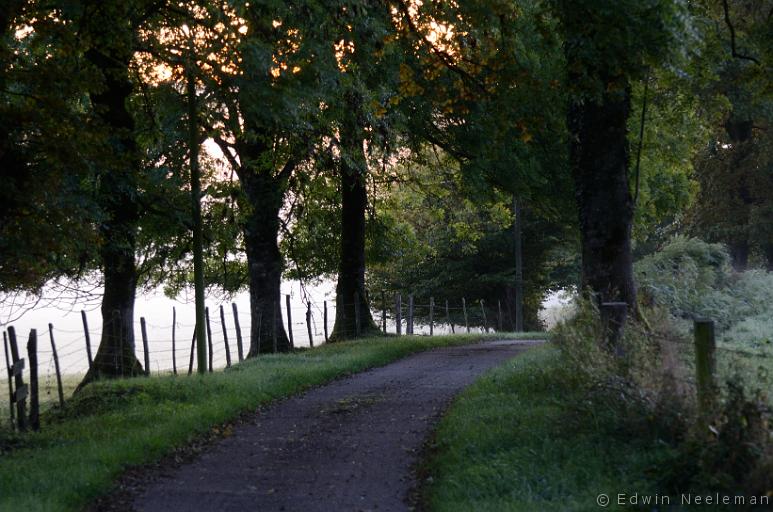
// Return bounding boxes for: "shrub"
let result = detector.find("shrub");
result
[636,236,773,345]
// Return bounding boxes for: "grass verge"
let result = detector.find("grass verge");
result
[0,332,543,512]
[424,344,679,512]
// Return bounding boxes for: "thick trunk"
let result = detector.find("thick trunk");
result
[330,125,377,340]
[79,48,143,386]
[85,238,143,381]
[568,76,637,343]
[237,165,291,355]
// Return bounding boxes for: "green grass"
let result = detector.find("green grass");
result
[0,332,543,512]
[1,373,83,422]
[425,344,678,512]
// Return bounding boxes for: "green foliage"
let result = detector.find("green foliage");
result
[628,74,707,252]
[552,0,693,94]
[636,237,773,342]
[664,381,773,498]
[0,4,103,292]
[365,150,578,330]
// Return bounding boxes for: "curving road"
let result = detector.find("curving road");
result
[128,339,539,512]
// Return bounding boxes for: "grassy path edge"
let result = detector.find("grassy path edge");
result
[422,344,677,512]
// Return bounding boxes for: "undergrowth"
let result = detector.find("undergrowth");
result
[426,238,772,510]
[553,296,773,507]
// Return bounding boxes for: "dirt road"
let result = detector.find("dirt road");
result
[128,339,538,512]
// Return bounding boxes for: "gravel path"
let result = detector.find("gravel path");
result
[129,339,539,512]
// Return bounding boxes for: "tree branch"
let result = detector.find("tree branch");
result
[722,0,761,65]
[393,0,488,93]
[210,132,241,171]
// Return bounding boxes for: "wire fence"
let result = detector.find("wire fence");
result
[642,321,773,409]
[1,292,512,431]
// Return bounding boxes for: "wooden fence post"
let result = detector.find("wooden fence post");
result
[8,327,27,432]
[81,310,93,370]
[323,300,329,343]
[273,300,278,353]
[232,303,244,362]
[407,294,414,335]
[285,295,294,348]
[462,298,469,333]
[480,300,488,333]
[306,302,314,348]
[172,307,177,375]
[112,310,121,373]
[381,290,387,333]
[188,328,196,375]
[354,291,361,337]
[429,297,434,336]
[4,332,16,427]
[205,307,214,371]
[48,324,64,407]
[497,300,503,332]
[140,317,150,376]
[219,305,232,368]
[395,293,402,335]
[27,329,39,431]
[694,319,717,417]
[446,300,454,334]
[255,308,263,356]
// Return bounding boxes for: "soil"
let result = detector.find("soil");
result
[97,339,539,512]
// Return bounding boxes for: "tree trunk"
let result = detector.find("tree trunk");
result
[764,244,773,272]
[724,117,753,272]
[79,48,143,387]
[512,196,524,332]
[330,118,377,340]
[236,164,291,355]
[728,240,749,272]
[568,75,637,341]
[86,241,143,381]
[186,50,208,373]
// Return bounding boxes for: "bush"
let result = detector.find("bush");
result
[665,381,773,498]
[552,298,692,444]
[636,236,773,347]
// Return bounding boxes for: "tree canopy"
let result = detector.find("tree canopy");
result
[1,0,771,375]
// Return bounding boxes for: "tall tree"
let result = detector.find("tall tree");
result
[552,0,689,341]
[327,1,401,340]
[206,1,331,354]
[688,0,773,271]
[78,1,157,383]
[330,90,378,339]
